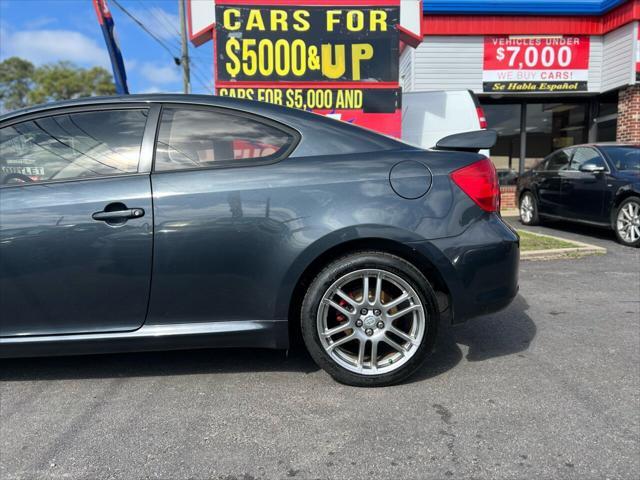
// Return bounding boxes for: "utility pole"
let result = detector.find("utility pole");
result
[178,0,191,94]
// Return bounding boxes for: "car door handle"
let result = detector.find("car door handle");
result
[92,208,145,222]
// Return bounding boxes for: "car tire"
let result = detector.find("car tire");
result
[519,192,540,226]
[300,251,439,387]
[614,197,640,248]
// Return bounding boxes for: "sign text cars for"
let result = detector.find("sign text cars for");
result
[216,6,399,82]
[483,36,590,93]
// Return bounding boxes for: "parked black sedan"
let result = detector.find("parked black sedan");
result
[0,95,518,386]
[517,144,640,247]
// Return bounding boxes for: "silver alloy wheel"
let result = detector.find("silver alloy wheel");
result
[317,269,426,375]
[520,194,534,223]
[616,201,640,244]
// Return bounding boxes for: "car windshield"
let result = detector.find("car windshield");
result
[601,146,640,171]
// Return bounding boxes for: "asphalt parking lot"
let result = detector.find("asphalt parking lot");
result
[1,220,639,480]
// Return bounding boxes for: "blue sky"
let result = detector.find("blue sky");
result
[0,0,214,94]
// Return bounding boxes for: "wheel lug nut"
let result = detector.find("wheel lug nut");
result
[360,308,368,315]
[365,328,374,336]
[377,321,385,329]
[355,319,363,327]
[374,309,381,316]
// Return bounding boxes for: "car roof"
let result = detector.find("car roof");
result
[0,94,414,157]
[0,94,298,122]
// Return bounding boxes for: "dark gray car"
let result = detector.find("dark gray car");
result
[0,95,518,386]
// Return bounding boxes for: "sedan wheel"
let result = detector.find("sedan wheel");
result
[519,192,539,226]
[615,198,640,247]
[301,252,438,387]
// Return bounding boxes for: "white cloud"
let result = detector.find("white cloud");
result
[124,58,138,73]
[24,17,57,30]
[138,85,163,94]
[0,27,110,68]
[139,62,181,85]
[135,85,182,94]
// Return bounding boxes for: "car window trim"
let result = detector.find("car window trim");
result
[0,172,150,189]
[151,103,301,174]
[0,103,153,129]
[0,104,154,188]
[138,104,161,174]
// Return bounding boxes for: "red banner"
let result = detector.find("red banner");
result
[483,36,590,92]
[313,109,401,138]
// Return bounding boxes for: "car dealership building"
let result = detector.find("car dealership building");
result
[400,0,640,176]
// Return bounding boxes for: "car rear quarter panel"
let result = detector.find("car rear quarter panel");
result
[148,148,483,325]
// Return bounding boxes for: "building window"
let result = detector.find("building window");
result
[482,104,521,184]
[482,95,619,176]
[593,91,618,142]
[595,118,617,142]
[525,103,588,170]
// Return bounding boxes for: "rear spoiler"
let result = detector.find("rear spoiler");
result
[434,130,497,153]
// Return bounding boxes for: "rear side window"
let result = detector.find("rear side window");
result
[0,109,148,186]
[601,146,640,171]
[544,150,571,171]
[154,107,296,172]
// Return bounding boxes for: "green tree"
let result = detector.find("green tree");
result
[0,57,35,111]
[29,61,116,105]
[0,57,117,112]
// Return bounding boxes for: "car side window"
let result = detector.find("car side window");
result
[0,109,148,186]
[544,150,571,171]
[154,107,296,172]
[570,147,606,171]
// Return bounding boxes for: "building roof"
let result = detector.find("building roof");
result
[421,0,638,35]
[424,0,627,16]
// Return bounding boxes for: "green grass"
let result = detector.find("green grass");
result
[518,230,578,252]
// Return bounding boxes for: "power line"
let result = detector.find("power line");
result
[111,0,181,65]
[132,0,182,44]
[112,0,213,93]
[190,64,214,94]
[189,60,214,93]
[130,0,210,81]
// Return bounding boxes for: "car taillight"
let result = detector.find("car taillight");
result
[476,107,488,129]
[450,157,500,212]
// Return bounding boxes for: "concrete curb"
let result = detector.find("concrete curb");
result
[500,209,519,217]
[519,229,607,261]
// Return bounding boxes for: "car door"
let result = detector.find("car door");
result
[560,146,607,222]
[536,149,571,215]
[147,105,299,325]
[0,105,157,337]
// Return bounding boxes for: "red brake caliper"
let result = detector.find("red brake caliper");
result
[336,298,349,323]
